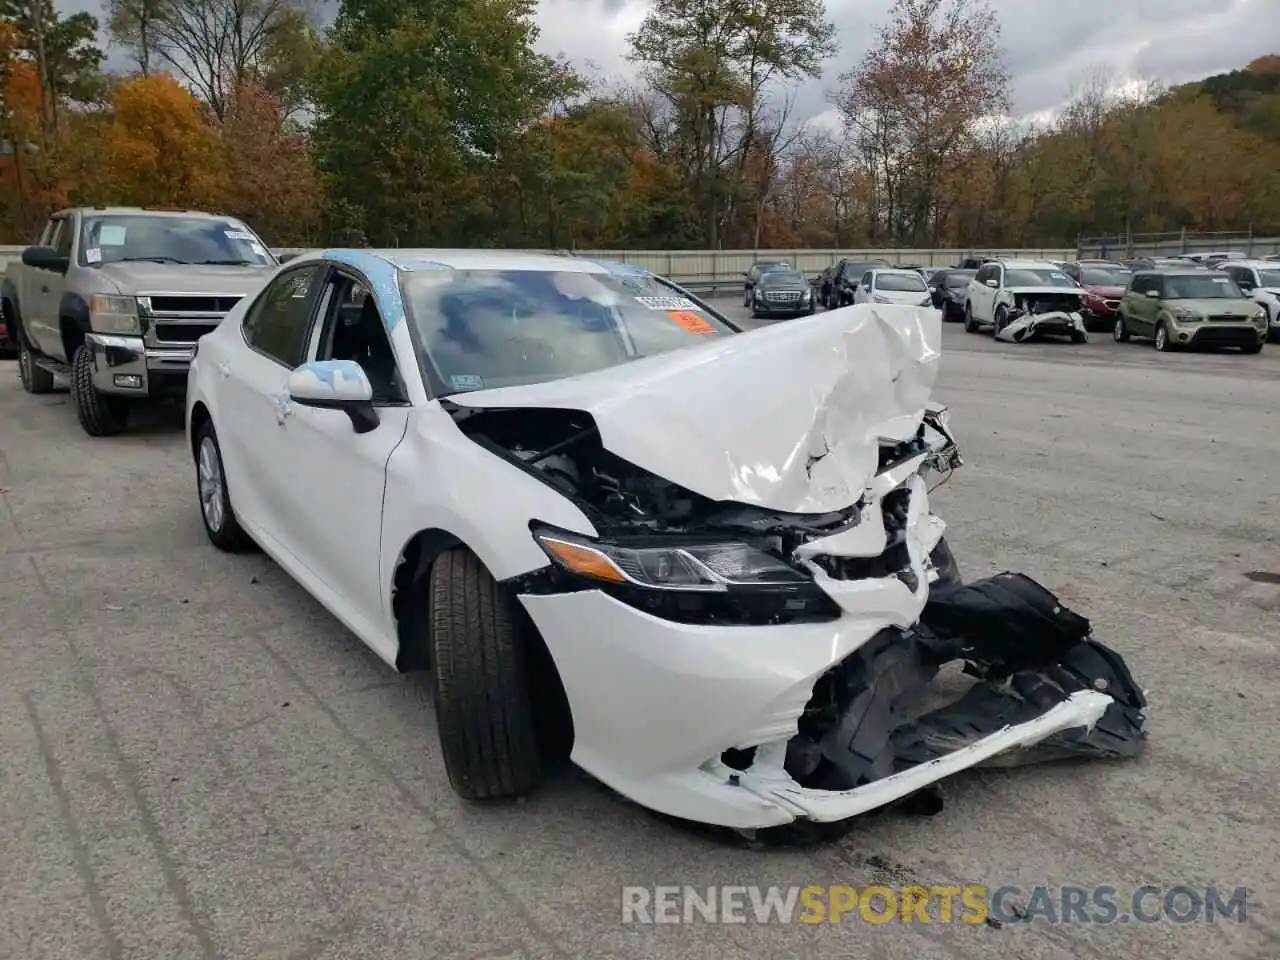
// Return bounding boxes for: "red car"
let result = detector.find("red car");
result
[1063,261,1132,331]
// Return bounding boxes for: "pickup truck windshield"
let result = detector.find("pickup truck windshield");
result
[79,215,276,267]
[402,269,736,394]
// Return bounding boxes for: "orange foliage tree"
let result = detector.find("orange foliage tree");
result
[217,83,319,244]
[95,72,226,208]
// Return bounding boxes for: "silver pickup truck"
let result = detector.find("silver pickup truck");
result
[1,206,278,436]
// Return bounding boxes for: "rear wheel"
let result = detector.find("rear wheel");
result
[71,344,130,436]
[430,547,545,801]
[18,335,54,394]
[195,420,255,552]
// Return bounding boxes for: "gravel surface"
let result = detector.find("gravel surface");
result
[1,307,1277,960]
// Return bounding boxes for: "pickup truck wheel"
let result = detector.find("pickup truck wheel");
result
[195,420,254,552]
[71,344,130,436]
[429,546,544,801]
[18,338,55,394]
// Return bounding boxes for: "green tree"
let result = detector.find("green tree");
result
[105,0,168,77]
[311,0,580,246]
[628,0,836,247]
[0,0,104,131]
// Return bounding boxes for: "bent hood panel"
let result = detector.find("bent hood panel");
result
[448,304,942,513]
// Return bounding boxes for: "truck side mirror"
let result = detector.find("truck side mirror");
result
[22,245,69,273]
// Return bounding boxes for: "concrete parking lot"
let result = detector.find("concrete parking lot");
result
[1,305,1278,960]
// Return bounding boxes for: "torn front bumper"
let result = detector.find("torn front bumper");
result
[519,475,1146,830]
[995,310,1088,343]
[85,333,193,397]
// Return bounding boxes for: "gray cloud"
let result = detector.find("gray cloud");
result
[55,0,1280,121]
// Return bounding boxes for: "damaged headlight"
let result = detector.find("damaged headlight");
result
[528,525,842,625]
[532,528,807,591]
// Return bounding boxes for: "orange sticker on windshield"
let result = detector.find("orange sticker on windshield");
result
[667,310,716,334]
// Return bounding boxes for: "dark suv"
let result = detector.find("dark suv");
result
[820,258,891,308]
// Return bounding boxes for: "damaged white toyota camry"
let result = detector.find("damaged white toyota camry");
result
[185,249,1146,837]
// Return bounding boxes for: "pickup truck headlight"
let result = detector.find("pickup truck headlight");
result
[89,294,140,335]
[533,528,807,590]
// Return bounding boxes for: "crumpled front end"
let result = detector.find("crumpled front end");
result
[996,308,1089,343]
[442,304,1144,831]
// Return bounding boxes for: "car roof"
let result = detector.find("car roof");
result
[1218,260,1276,268]
[872,268,924,276]
[58,206,235,220]
[997,259,1061,269]
[291,248,653,276]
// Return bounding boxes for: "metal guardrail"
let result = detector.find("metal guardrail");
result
[0,244,1078,296]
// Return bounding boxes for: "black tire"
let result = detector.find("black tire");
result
[964,303,979,333]
[18,335,55,394]
[194,419,255,552]
[1070,329,1088,344]
[1154,321,1171,352]
[71,344,130,436]
[430,547,544,801]
[992,304,1009,337]
[1114,313,1131,343]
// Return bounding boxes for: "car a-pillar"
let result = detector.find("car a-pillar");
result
[390,527,574,800]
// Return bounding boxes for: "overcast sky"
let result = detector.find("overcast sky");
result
[61,0,1280,127]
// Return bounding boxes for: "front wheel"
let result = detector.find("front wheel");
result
[1114,314,1131,343]
[430,547,545,801]
[964,303,979,333]
[71,344,130,436]
[992,305,1009,337]
[1154,321,1171,352]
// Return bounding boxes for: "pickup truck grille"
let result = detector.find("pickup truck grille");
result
[139,293,245,348]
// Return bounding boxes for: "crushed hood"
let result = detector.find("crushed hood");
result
[97,261,276,295]
[448,303,942,514]
[1006,286,1085,299]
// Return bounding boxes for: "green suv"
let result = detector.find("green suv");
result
[1114,270,1266,354]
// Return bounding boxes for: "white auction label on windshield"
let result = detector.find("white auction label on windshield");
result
[635,296,698,311]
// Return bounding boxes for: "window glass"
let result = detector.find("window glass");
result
[401,268,735,394]
[1163,274,1245,299]
[314,274,405,403]
[52,219,72,257]
[243,265,324,367]
[78,214,275,267]
[1003,268,1077,287]
[945,271,975,289]
[874,272,927,292]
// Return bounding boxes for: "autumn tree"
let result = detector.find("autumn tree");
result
[95,72,226,208]
[833,0,1009,244]
[0,0,104,133]
[218,82,318,243]
[627,0,837,247]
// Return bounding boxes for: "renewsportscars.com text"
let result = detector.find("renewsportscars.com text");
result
[621,884,1248,926]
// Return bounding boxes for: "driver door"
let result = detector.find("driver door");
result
[278,269,412,636]
[1130,274,1161,336]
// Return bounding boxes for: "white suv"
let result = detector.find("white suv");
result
[964,259,1087,338]
[1219,261,1280,342]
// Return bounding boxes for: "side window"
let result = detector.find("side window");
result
[975,265,991,284]
[38,218,58,246]
[859,271,873,288]
[242,265,325,368]
[52,218,73,257]
[312,272,406,404]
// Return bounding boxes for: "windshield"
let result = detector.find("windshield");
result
[402,269,737,393]
[1004,268,1078,288]
[1257,269,1280,287]
[1164,274,1245,299]
[1081,266,1132,285]
[78,215,275,266]
[760,270,805,285]
[875,272,927,292]
[945,271,975,288]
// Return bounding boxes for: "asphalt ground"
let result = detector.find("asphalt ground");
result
[1,302,1278,960]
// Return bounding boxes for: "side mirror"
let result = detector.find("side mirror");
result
[286,360,379,434]
[22,244,69,273]
[1145,290,1160,298]
[985,279,998,288]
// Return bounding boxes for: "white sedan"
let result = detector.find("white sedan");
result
[185,249,1145,837]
